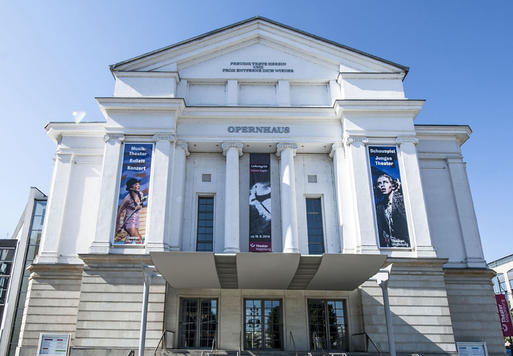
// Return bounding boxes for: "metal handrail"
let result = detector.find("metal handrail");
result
[352,331,382,356]
[153,329,175,356]
[289,331,298,356]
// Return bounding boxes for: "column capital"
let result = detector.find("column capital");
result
[222,142,243,156]
[176,141,190,157]
[395,136,419,146]
[103,133,125,143]
[54,152,73,163]
[329,142,344,159]
[152,133,175,142]
[276,143,298,157]
[344,135,368,146]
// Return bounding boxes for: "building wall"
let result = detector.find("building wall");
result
[361,260,457,355]
[16,265,82,356]
[72,256,165,355]
[445,269,505,356]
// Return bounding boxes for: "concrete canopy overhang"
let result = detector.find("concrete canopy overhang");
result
[151,252,386,291]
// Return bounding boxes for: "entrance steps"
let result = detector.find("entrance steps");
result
[154,351,381,356]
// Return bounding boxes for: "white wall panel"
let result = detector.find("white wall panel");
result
[420,159,466,264]
[187,83,226,105]
[290,84,330,106]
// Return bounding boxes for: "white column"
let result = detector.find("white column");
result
[146,134,175,252]
[139,265,155,356]
[89,134,124,254]
[345,136,379,254]
[330,142,355,253]
[277,143,299,253]
[222,142,243,253]
[35,151,74,263]
[168,141,189,251]
[447,157,486,267]
[396,137,436,257]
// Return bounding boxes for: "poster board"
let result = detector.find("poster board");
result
[457,342,488,356]
[36,333,70,356]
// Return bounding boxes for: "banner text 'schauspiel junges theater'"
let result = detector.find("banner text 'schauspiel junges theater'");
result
[15,17,504,356]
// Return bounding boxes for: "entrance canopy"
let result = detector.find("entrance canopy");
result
[151,252,386,290]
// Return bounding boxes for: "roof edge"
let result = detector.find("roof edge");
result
[110,16,409,76]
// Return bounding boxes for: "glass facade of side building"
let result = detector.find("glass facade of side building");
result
[12,17,506,356]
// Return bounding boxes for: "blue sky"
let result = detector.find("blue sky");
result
[1,1,511,262]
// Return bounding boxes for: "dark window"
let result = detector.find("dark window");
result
[196,197,214,252]
[308,299,348,351]
[178,298,217,348]
[245,299,282,350]
[306,198,324,254]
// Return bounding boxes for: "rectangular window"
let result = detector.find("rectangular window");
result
[308,299,348,351]
[178,298,217,348]
[196,197,214,252]
[306,198,324,254]
[245,299,282,350]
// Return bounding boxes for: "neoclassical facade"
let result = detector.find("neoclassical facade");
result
[15,17,503,356]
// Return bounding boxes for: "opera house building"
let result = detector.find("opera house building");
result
[14,17,504,356]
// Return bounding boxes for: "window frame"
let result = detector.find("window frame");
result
[195,195,215,252]
[305,195,326,255]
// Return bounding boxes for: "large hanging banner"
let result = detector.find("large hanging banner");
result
[114,143,153,245]
[249,153,272,252]
[368,146,410,248]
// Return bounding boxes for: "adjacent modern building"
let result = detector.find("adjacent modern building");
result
[0,188,47,356]
[14,17,504,356]
[489,255,513,307]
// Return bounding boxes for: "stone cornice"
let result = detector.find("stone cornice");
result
[96,97,185,112]
[45,122,106,144]
[79,253,153,267]
[113,70,180,80]
[415,125,471,146]
[152,133,176,142]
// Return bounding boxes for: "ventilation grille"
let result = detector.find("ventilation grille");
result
[202,174,212,182]
[308,175,317,183]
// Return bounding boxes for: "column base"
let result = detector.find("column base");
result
[34,251,60,264]
[224,248,240,253]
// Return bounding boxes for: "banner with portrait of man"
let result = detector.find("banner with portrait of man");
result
[368,146,410,248]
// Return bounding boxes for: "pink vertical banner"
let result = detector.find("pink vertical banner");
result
[495,294,513,336]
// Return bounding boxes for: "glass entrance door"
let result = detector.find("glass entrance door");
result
[244,299,282,350]
[178,298,217,348]
[308,299,348,351]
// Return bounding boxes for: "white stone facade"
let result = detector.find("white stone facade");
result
[15,17,503,356]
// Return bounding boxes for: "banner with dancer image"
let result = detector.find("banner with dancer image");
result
[249,153,272,252]
[368,146,410,248]
[113,143,153,245]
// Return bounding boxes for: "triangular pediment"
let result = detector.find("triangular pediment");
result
[111,17,408,80]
